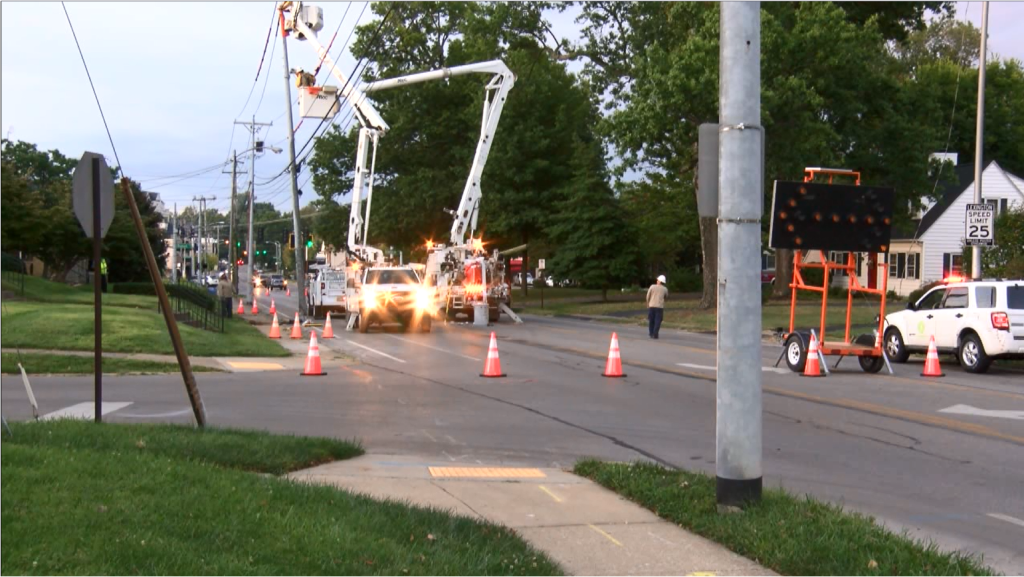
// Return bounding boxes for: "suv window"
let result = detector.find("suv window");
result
[364,269,420,285]
[1008,286,1024,310]
[942,287,969,309]
[916,289,945,310]
[975,286,997,308]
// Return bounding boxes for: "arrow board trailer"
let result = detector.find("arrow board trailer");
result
[965,203,995,247]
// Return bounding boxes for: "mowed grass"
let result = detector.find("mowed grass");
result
[1,353,221,375]
[1,301,288,357]
[575,460,993,576]
[2,275,156,309]
[2,421,562,576]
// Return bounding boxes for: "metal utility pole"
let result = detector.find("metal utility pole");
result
[234,118,272,301]
[193,195,216,274]
[227,152,238,292]
[972,1,989,280]
[280,16,307,317]
[171,204,178,282]
[716,1,763,508]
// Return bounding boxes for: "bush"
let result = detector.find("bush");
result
[908,280,942,305]
[668,268,703,293]
[800,268,825,287]
[111,282,156,295]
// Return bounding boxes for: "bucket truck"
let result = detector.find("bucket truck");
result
[280,2,516,327]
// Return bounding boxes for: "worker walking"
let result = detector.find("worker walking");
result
[100,258,109,293]
[217,273,234,318]
[647,275,668,339]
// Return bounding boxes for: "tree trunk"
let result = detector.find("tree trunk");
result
[698,215,718,309]
[602,287,608,302]
[773,248,792,298]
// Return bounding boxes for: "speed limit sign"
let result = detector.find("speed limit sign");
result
[965,204,995,246]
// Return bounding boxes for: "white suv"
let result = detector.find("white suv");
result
[884,279,1024,373]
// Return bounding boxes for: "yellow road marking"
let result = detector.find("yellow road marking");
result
[538,485,563,503]
[226,361,285,370]
[688,572,717,576]
[588,524,623,547]
[428,467,546,479]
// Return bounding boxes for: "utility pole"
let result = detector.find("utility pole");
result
[226,152,238,292]
[171,203,178,282]
[972,1,989,280]
[234,118,273,302]
[280,12,307,318]
[193,195,216,274]
[716,1,763,509]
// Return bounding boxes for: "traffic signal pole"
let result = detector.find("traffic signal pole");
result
[227,151,238,292]
[234,118,272,302]
[716,1,763,508]
[279,10,307,317]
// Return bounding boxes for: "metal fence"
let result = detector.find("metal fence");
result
[1,253,26,295]
[159,279,225,333]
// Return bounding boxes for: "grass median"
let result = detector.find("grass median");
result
[1,353,221,375]
[2,421,561,575]
[2,275,156,309]
[575,460,993,576]
[1,301,288,357]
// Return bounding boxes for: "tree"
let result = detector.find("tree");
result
[548,136,640,300]
[896,16,981,69]
[103,178,166,282]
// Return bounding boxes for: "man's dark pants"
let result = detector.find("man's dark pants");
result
[648,307,664,338]
[221,297,233,318]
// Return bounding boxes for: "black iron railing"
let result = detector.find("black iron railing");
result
[1,253,26,295]
[159,279,225,333]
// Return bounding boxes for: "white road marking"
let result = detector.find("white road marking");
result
[677,362,789,374]
[41,402,133,421]
[938,404,1024,421]
[421,430,438,442]
[987,513,1024,528]
[345,340,407,363]
[387,334,481,361]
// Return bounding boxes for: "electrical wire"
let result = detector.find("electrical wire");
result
[253,16,281,118]
[313,2,353,78]
[235,3,280,119]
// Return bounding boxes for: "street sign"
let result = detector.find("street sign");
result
[538,258,545,270]
[72,152,115,239]
[965,203,995,246]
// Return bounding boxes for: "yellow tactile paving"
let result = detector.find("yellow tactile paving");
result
[226,361,285,370]
[428,466,546,479]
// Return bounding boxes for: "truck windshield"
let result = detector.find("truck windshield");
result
[323,272,345,282]
[365,269,419,285]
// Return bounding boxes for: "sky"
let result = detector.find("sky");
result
[2,2,1022,217]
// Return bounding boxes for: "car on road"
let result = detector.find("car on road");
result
[883,278,1024,373]
[269,274,284,290]
[357,266,433,333]
[761,269,776,285]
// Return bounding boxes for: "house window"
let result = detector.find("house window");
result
[985,198,1009,215]
[829,251,849,277]
[942,253,963,278]
[888,253,919,279]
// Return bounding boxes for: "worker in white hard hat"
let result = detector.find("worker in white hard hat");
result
[647,275,668,339]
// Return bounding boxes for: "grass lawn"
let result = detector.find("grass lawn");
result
[575,461,992,576]
[2,421,561,575]
[511,287,642,306]
[1,353,221,375]
[2,275,156,309]
[1,302,288,358]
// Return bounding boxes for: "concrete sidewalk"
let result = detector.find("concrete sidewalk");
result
[290,454,775,576]
[0,347,337,374]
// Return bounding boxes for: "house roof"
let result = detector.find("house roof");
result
[893,161,991,240]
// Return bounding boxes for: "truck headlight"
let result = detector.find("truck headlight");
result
[362,291,378,309]
[415,288,433,311]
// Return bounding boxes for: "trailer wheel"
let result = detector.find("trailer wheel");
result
[855,333,884,373]
[784,334,807,373]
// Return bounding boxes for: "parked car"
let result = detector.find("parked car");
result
[883,278,1023,373]
[761,269,776,285]
[270,274,285,290]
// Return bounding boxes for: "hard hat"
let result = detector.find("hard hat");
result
[657,275,666,283]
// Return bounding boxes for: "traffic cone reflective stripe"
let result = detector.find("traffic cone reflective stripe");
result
[602,332,626,378]
[251,299,259,315]
[237,299,245,315]
[921,336,945,377]
[300,332,326,376]
[290,312,303,339]
[322,312,335,339]
[480,332,506,378]
[801,333,824,378]
[269,299,276,315]
[268,313,281,339]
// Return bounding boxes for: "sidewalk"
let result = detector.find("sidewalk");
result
[289,454,775,576]
[0,347,336,374]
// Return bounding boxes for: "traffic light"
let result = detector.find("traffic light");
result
[287,233,295,250]
[255,140,264,153]
[236,241,242,248]
[257,228,265,242]
[305,234,314,248]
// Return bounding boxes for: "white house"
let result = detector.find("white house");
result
[796,159,1023,297]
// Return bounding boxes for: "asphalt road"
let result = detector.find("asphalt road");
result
[4,290,1022,573]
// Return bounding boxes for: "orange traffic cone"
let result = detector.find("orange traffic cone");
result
[480,332,506,378]
[300,332,326,376]
[286,286,291,297]
[322,312,335,339]
[602,332,626,377]
[801,333,825,378]
[251,299,258,315]
[269,299,276,315]
[268,313,282,339]
[237,299,245,315]
[290,312,303,339]
[921,335,945,377]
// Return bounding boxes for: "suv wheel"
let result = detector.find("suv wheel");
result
[357,311,369,334]
[884,327,910,363]
[959,333,991,374]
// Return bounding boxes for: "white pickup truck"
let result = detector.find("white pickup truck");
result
[356,266,434,333]
[308,268,348,319]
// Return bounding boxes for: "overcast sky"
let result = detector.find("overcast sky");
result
[2,2,1021,216]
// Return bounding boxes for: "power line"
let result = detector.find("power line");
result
[235,3,280,119]
[253,15,281,117]
[61,2,124,177]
